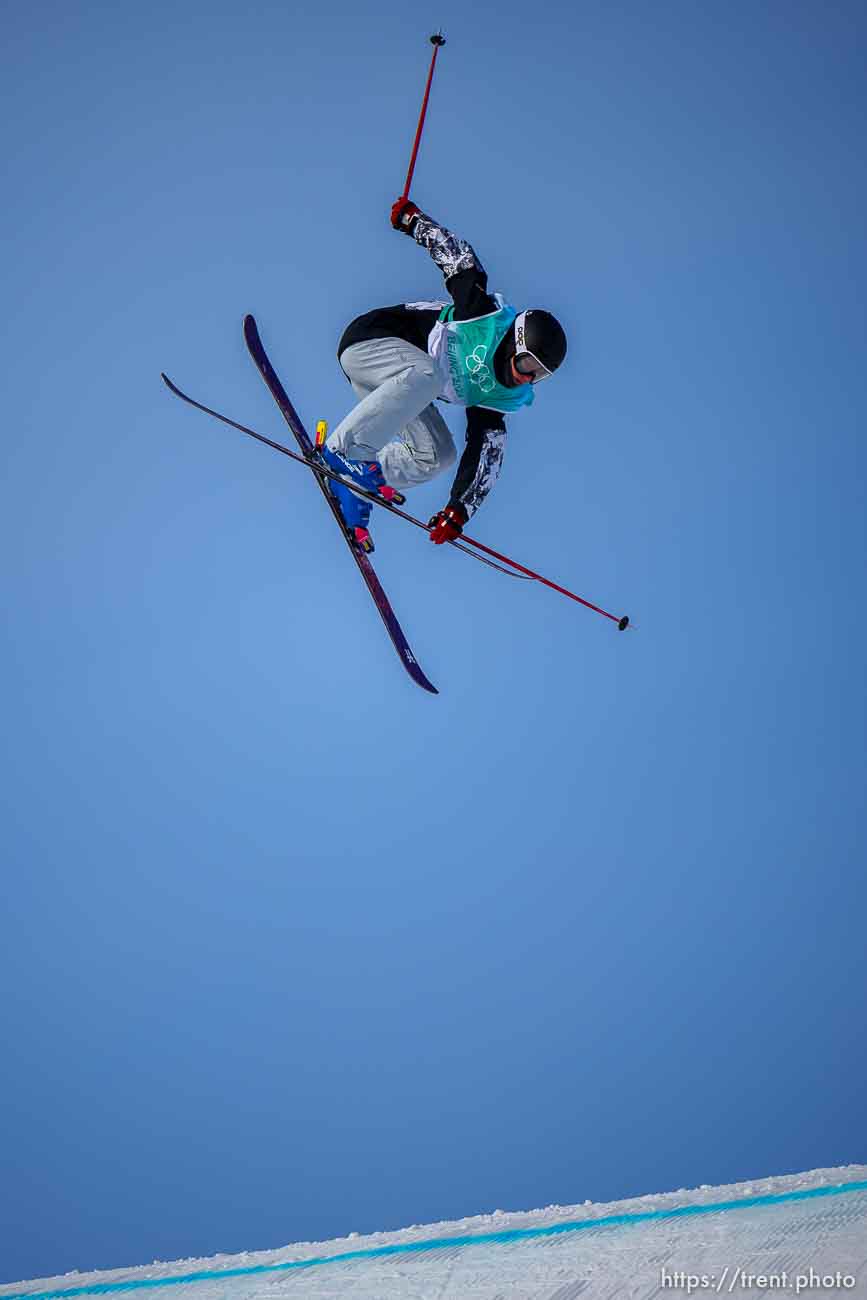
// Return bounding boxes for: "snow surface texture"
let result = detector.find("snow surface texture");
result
[4,1167,866,1299]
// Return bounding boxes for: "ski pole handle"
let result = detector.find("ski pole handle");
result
[401,32,446,200]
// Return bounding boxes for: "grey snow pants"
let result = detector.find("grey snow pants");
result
[326,338,457,490]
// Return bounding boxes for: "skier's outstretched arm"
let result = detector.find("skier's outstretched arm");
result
[427,407,507,543]
[451,410,507,516]
[390,198,497,320]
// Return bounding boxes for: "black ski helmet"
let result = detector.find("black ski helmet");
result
[513,309,567,379]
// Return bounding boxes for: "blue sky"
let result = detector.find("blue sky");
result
[2,0,865,1284]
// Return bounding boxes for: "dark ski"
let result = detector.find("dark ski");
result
[242,314,438,694]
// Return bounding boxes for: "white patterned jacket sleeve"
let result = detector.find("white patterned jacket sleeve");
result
[411,214,483,284]
[449,418,507,520]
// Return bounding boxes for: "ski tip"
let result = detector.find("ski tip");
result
[618,615,630,631]
[402,651,438,693]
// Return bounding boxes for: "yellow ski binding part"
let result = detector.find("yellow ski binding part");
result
[315,419,328,447]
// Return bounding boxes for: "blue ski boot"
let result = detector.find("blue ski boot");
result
[318,444,404,553]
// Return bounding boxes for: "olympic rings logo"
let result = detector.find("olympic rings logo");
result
[465,345,495,393]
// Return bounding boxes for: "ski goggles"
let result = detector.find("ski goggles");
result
[513,351,553,384]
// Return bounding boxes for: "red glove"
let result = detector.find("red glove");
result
[390,196,422,234]
[428,504,468,545]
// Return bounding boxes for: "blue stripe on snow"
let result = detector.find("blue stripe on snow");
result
[8,1179,867,1300]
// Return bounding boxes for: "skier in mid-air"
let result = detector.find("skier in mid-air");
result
[163,33,628,690]
[319,197,568,553]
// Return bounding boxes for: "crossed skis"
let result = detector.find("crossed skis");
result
[162,316,629,694]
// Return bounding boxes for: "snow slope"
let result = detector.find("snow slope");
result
[4,1166,866,1299]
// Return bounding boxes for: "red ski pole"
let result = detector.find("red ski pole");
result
[451,533,630,630]
[401,32,446,199]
